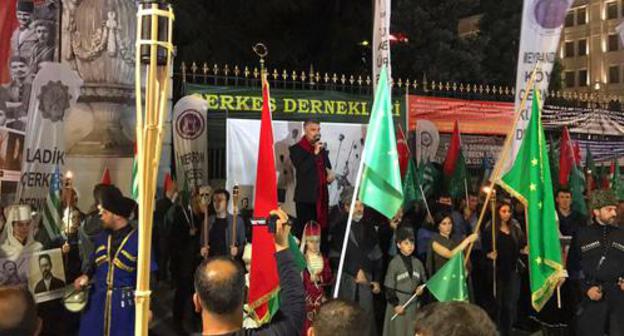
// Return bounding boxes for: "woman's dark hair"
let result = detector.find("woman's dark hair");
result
[491,201,523,244]
[433,211,453,232]
[495,201,513,226]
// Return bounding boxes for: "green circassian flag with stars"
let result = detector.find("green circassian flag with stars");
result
[358,65,403,219]
[498,90,564,312]
[426,252,468,302]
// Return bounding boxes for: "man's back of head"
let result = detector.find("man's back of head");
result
[0,286,40,336]
[194,256,245,316]
[309,299,366,336]
[413,302,496,336]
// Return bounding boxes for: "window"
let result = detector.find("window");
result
[565,11,574,27]
[565,71,576,87]
[577,7,587,25]
[608,34,619,52]
[565,41,575,57]
[578,69,588,87]
[609,65,620,83]
[578,39,587,56]
[606,2,618,20]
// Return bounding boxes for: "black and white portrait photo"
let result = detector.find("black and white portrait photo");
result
[33,253,64,294]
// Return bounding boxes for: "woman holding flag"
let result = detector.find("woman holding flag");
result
[482,201,528,336]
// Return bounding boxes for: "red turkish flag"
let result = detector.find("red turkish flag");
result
[248,74,280,324]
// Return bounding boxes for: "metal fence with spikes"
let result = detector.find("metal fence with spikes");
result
[174,62,624,181]
[176,62,624,110]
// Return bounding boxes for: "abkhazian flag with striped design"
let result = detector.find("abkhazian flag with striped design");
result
[131,144,138,200]
[42,166,63,240]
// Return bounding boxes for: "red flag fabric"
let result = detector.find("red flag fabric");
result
[559,127,575,187]
[101,167,112,185]
[573,142,581,166]
[396,124,409,179]
[248,74,280,324]
[1,1,18,84]
[163,172,175,193]
[443,121,461,176]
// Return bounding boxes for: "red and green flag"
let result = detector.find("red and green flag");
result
[559,128,587,216]
[248,74,281,325]
[396,124,410,180]
[610,160,624,200]
[443,121,468,199]
[358,66,403,219]
[499,90,564,311]
[585,145,597,191]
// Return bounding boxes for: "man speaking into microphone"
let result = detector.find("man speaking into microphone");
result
[289,119,335,243]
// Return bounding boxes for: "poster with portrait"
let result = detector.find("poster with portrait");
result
[0,253,30,287]
[27,248,65,303]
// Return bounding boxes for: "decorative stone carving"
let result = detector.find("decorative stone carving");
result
[63,0,136,156]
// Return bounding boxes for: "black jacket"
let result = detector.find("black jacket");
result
[569,220,624,295]
[289,142,331,203]
[166,204,202,281]
[34,276,65,293]
[198,250,305,336]
[329,215,384,283]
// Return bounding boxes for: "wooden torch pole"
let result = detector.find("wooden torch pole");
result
[134,2,174,335]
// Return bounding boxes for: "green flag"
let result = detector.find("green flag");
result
[417,159,440,199]
[131,150,138,201]
[447,151,467,199]
[288,234,307,272]
[585,146,596,177]
[403,158,420,210]
[426,252,469,302]
[180,177,191,207]
[569,165,587,216]
[499,90,564,312]
[358,66,403,218]
[548,136,560,191]
[611,161,624,200]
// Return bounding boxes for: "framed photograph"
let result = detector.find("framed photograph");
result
[28,248,66,303]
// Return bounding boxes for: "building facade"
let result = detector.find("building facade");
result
[560,0,624,97]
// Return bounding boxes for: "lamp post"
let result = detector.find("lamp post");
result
[134,1,174,335]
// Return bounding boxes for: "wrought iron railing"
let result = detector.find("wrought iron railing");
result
[175,62,624,109]
[173,62,624,180]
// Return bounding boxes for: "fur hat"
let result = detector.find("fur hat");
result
[99,186,136,219]
[17,1,34,12]
[590,189,617,210]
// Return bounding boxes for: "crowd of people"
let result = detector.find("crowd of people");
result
[0,119,623,336]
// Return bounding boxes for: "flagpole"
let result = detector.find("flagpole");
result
[333,130,368,298]
[464,63,541,264]
[418,183,433,220]
[464,178,469,210]
[490,190,497,298]
[390,284,426,321]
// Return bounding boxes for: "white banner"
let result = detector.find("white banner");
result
[226,119,366,216]
[16,63,82,207]
[498,0,572,176]
[173,95,209,190]
[372,0,391,89]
